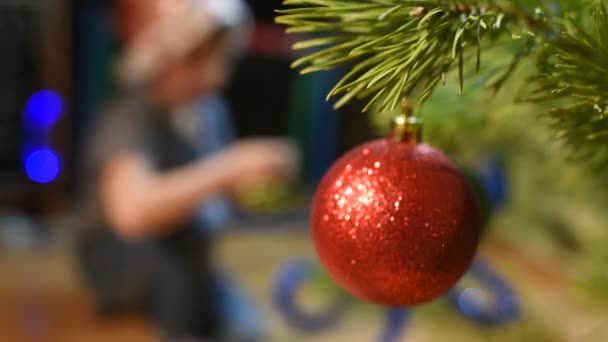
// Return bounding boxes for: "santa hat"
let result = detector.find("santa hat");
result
[118,0,252,85]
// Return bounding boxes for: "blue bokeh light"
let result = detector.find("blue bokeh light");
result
[24,90,64,128]
[25,149,60,184]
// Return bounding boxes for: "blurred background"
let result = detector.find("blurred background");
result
[0,0,608,341]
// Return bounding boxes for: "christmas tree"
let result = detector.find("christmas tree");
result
[277,0,608,169]
[274,0,608,339]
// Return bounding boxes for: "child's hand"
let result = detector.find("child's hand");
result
[222,138,300,190]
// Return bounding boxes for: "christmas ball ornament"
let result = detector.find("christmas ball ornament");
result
[311,105,482,307]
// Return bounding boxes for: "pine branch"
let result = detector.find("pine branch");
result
[530,2,608,170]
[277,0,608,171]
[276,0,546,112]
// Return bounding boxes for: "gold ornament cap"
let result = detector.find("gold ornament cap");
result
[388,100,422,143]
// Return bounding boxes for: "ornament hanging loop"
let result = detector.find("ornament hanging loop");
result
[389,100,423,144]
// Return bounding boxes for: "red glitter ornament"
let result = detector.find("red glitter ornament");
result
[311,113,481,307]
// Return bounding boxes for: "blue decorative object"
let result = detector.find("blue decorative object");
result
[457,287,488,319]
[24,90,64,129]
[24,149,60,184]
[274,258,520,339]
[380,309,411,342]
[476,158,509,211]
[445,258,520,326]
[273,259,349,332]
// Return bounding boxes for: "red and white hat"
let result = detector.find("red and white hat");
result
[118,0,252,85]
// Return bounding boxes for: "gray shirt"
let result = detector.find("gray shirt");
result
[81,91,200,235]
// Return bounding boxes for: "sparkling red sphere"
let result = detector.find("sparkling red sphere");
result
[311,139,482,307]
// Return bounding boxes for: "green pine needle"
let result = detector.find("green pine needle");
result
[276,0,529,112]
[277,0,608,170]
[530,2,608,170]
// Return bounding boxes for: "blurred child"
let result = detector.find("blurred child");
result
[77,0,298,340]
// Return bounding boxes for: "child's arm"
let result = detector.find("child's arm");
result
[100,138,297,240]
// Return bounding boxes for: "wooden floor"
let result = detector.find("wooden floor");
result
[0,250,156,342]
[0,227,607,342]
